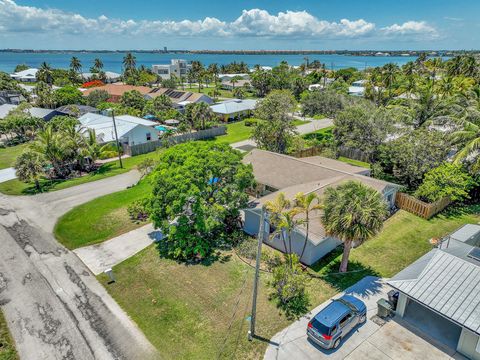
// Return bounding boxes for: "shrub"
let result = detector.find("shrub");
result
[127,198,150,223]
[82,80,105,88]
[244,119,258,127]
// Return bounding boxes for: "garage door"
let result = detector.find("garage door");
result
[404,299,462,350]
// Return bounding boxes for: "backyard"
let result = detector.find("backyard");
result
[93,204,479,359]
[0,152,156,196]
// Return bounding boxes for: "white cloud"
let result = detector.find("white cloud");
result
[381,21,438,39]
[0,0,437,42]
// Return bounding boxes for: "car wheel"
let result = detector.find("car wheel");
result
[360,314,367,323]
[333,337,342,349]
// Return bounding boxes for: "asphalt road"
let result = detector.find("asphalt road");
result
[0,170,158,360]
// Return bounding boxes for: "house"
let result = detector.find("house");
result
[348,80,368,96]
[145,88,214,110]
[82,84,152,103]
[220,79,252,91]
[210,99,257,122]
[242,149,400,265]
[388,224,480,360]
[152,59,191,80]
[10,68,38,82]
[56,104,100,117]
[218,73,250,82]
[78,112,159,146]
[81,71,122,83]
[0,91,25,105]
[0,104,59,120]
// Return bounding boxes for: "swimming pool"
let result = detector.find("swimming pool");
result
[155,125,167,131]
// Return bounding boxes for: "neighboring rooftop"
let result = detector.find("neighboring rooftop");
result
[78,112,157,127]
[210,99,257,115]
[0,103,56,119]
[82,84,152,97]
[389,224,480,335]
[56,104,99,117]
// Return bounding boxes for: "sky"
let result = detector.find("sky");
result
[0,0,479,50]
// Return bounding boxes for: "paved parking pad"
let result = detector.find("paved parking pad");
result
[264,276,464,360]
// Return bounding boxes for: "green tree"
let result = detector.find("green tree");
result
[301,89,347,118]
[250,68,273,97]
[294,192,322,262]
[70,57,82,74]
[184,102,215,130]
[415,163,476,203]
[37,62,53,86]
[123,52,136,71]
[252,90,297,154]
[15,150,46,191]
[14,64,29,72]
[453,119,480,173]
[149,142,254,260]
[93,58,104,72]
[322,181,388,273]
[53,85,85,106]
[120,90,146,111]
[86,89,110,107]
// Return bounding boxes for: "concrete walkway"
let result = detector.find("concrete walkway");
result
[0,167,16,183]
[74,223,160,275]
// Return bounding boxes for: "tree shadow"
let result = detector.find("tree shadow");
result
[437,203,480,219]
[309,247,380,293]
[154,241,232,267]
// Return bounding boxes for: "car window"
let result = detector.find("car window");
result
[331,325,337,335]
[339,313,353,328]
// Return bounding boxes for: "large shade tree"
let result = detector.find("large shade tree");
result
[149,142,254,260]
[321,181,388,273]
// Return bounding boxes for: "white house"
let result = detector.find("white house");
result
[10,68,38,82]
[348,80,369,96]
[78,112,159,146]
[242,150,400,265]
[81,71,122,83]
[210,99,257,122]
[218,73,250,82]
[152,59,191,80]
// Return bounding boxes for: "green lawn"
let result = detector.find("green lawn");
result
[0,152,156,196]
[337,156,371,169]
[211,119,255,144]
[96,205,480,359]
[0,143,28,170]
[54,180,152,249]
[0,310,17,360]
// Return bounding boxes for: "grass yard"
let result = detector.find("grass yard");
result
[0,143,28,170]
[97,246,337,360]
[96,204,480,359]
[54,180,152,249]
[0,152,157,196]
[0,310,17,360]
[211,119,255,144]
[337,156,371,169]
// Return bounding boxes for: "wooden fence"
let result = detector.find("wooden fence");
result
[123,126,227,156]
[336,146,371,163]
[292,145,326,158]
[395,192,451,219]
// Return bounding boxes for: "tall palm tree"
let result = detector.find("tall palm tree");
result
[93,58,104,72]
[208,63,219,86]
[381,63,399,99]
[70,56,82,74]
[191,102,213,130]
[453,120,480,172]
[294,192,321,263]
[123,52,137,72]
[321,181,388,273]
[37,62,53,86]
[265,193,291,255]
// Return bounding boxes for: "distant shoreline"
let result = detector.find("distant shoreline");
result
[0,49,477,56]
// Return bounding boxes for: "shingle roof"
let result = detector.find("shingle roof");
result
[82,84,152,97]
[388,246,480,335]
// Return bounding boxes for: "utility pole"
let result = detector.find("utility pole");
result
[111,109,123,169]
[248,206,266,341]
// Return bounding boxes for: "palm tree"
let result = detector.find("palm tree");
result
[321,181,388,273]
[37,62,53,86]
[381,63,399,99]
[70,56,82,74]
[191,102,213,130]
[208,63,219,86]
[265,193,291,255]
[230,75,243,90]
[93,58,104,72]
[294,192,321,263]
[452,120,480,171]
[123,52,137,75]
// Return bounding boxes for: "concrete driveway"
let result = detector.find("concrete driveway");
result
[0,167,16,183]
[264,276,462,360]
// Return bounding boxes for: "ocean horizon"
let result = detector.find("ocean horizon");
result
[0,51,438,73]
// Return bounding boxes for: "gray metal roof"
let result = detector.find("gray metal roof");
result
[449,224,480,246]
[389,248,480,334]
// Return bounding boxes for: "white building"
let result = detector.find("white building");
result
[152,59,191,80]
[81,71,122,83]
[10,68,38,82]
[78,112,160,146]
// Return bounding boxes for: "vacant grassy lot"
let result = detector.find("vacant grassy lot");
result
[0,310,17,360]
[97,205,480,359]
[0,143,28,170]
[0,152,156,196]
[54,180,151,249]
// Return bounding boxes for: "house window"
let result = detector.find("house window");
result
[146,132,151,141]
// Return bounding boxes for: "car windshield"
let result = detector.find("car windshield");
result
[310,318,331,335]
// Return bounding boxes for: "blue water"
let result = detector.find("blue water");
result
[0,52,431,73]
[155,125,167,131]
